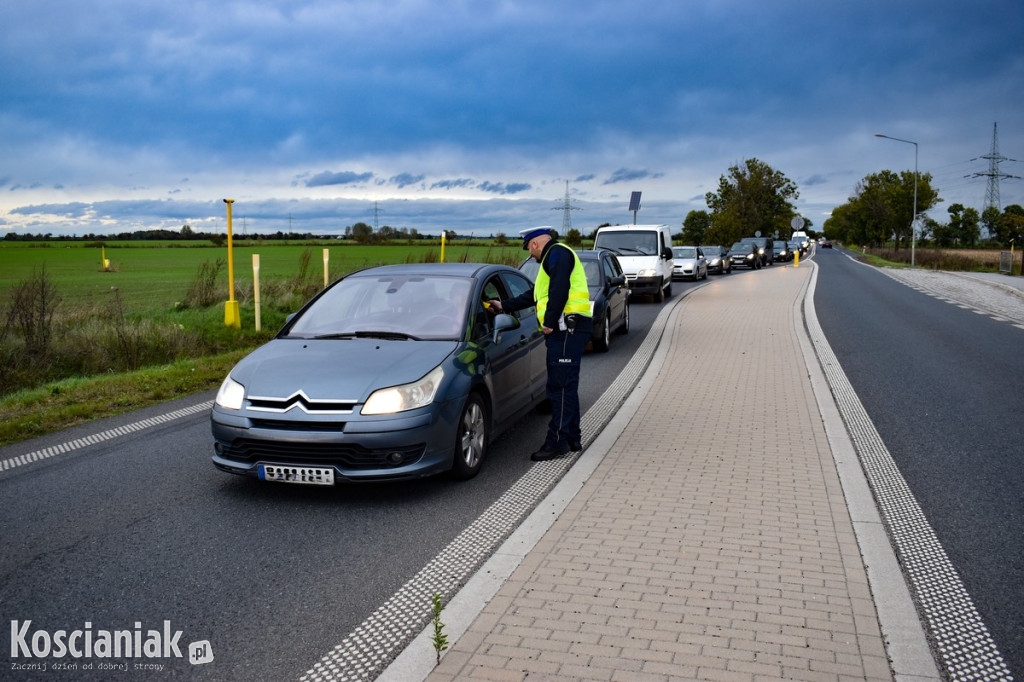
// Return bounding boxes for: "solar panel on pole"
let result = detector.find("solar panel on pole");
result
[628,191,641,224]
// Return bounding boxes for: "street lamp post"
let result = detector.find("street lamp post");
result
[875,133,918,267]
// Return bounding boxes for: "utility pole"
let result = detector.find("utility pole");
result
[972,122,1020,218]
[373,201,383,232]
[552,181,581,234]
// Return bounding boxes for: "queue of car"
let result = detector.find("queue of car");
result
[211,232,814,488]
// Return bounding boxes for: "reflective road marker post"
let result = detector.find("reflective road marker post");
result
[223,199,240,329]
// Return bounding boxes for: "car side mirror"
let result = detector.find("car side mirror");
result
[610,275,625,287]
[492,313,520,344]
[662,247,673,259]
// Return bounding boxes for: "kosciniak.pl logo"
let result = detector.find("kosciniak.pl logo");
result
[10,620,213,667]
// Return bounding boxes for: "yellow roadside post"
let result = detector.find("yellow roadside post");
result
[440,231,446,263]
[323,248,329,288]
[223,199,240,328]
[794,249,799,267]
[101,246,110,272]
[252,253,261,332]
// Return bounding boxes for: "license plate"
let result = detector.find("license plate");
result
[258,464,335,486]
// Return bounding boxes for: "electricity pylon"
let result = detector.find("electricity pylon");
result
[972,122,1020,214]
[553,181,581,234]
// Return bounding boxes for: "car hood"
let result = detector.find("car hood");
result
[229,338,458,402]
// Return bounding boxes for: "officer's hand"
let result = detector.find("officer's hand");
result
[542,325,553,335]
[485,299,502,314]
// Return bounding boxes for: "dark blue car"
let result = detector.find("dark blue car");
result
[211,263,547,484]
[519,249,630,352]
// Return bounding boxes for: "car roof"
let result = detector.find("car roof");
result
[346,262,510,279]
[575,249,609,259]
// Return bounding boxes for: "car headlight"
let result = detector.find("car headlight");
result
[363,366,444,415]
[746,253,755,260]
[637,268,657,277]
[216,376,245,410]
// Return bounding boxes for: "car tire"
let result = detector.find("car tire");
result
[594,311,611,352]
[618,303,629,335]
[450,393,487,480]
[664,280,672,299]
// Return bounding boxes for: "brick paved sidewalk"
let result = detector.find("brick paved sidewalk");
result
[427,264,894,682]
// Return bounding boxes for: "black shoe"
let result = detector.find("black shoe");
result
[568,440,582,452]
[530,444,569,461]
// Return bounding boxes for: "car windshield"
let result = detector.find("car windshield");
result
[286,274,471,340]
[672,247,697,258]
[774,241,786,248]
[594,231,659,256]
[703,246,722,256]
[730,242,747,252]
[582,260,601,291]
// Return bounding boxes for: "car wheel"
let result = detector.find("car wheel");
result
[655,280,665,303]
[618,302,630,335]
[664,280,672,298]
[450,393,487,480]
[594,311,611,352]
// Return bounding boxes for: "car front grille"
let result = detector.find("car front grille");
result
[250,418,348,432]
[221,439,425,469]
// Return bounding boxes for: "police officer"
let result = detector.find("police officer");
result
[488,227,593,461]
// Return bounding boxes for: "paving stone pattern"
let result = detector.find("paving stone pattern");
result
[428,265,893,682]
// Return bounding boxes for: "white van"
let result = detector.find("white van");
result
[593,224,674,301]
[791,230,810,250]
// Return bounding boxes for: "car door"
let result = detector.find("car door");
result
[499,271,547,403]
[471,275,530,426]
[602,254,626,328]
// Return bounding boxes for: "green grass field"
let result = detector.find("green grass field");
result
[0,241,524,314]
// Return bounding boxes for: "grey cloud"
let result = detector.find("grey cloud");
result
[305,171,375,187]
[430,178,475,190]
[390,173,425,188]
[603,168,664,185]
[477,181,532,195]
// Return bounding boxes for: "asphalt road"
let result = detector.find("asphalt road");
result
[0,273,717,681]
[812,247,1024,679]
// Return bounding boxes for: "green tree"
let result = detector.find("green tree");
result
[681,210,711,245]
[351,222,374,244]
[1001,205,1024,247]
[824,169,939,247]
[704,158,799,246]
[947,204,981,246]
[565,228,582,247]
[982,206,1002,244]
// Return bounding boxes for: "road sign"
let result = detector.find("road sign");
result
[791,216,805,230]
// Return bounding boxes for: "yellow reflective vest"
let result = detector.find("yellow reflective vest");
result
[534,243,591,329]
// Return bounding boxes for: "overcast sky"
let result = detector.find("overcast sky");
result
[2,0,1022,238]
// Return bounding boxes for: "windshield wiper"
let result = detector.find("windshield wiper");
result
[310,330,420,340]
[353,330,420,340]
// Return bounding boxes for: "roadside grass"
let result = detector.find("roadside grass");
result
[0,348,251,446]
[853,245,1020,274]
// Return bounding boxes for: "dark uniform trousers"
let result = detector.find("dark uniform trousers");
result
[543,315,593,449]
